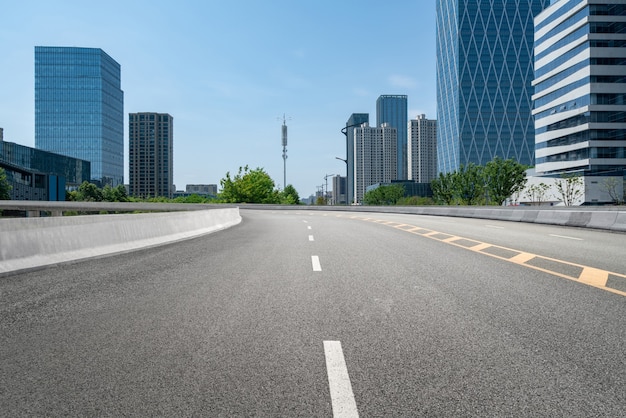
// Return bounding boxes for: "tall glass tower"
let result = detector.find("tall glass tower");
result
[436,0,550,173]
[376,95,408,179]
[35,46,124,186]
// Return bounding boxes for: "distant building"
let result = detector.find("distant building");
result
[0,140,91,201]
[129,113,174,199]
[332,175,347,205]
[377,95,408,180]
[408,114,438,183]
[35,46,124,186]
[353,122,397,203]
[344,113,369,205]
[533,0,626,178]
[186,184,217,196]
[436,0,550,173]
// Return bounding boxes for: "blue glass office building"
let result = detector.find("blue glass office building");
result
[35,46,124,186]
[436,0,550,173]
[376,95,408,180]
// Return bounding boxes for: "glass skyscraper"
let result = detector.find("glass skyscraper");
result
[35,46,124,186]
[533,0,626,177]
[376,95,408,180]
[436,0,550,173]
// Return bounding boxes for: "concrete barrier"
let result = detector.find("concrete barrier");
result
[237,203,626,232]
[0,208,241,276]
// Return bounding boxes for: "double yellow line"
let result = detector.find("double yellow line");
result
[352,216,626,298]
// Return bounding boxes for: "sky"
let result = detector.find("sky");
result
[0,0,437,199]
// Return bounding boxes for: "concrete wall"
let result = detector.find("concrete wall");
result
[237,204,626,232]
[0,208,241,276]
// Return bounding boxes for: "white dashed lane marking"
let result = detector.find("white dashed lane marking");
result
[549,234,583,241]
[324,341,359,417]
[311,256,322,271]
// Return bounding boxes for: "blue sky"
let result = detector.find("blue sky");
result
[0,0,437,198]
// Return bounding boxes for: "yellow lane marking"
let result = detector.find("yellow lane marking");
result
[470,243,492,251]
[510,252,536,264]
[579,267,609,287]
[357,216,626,298]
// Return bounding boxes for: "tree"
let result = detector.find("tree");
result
[0,167,11,200]
[483,157,527,205]
[554,174,584,206]
[362,184,405,205]
[73,181,103,202]
[280,184,301,204]
[524,183,550,206]
[219,166,281,203]
[601,177,624,205]
[454,163,485,205]
[431,172,456,205]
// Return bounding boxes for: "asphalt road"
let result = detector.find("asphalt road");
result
[1,210,625,417]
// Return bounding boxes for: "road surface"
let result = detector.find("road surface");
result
[1,210,625,416]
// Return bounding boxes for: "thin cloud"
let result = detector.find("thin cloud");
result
[388,74,417,89]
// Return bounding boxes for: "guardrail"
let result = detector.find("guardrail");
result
[0,200,237,216]
[234,203,626,232]
[1,201,625,232]
[0,203,241,276]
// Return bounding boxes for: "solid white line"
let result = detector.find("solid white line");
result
[309,235,315,241]
[324,341,359,418]
[312,256,322,271]
[485,224,504,229]
[549,234,583,241]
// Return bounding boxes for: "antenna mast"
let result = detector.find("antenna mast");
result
[281,114,289,189]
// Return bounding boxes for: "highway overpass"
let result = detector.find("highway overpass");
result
[1,204,625,416]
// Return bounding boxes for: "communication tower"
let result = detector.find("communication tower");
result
[280,114,290,188]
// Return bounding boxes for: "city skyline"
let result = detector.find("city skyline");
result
[0,0,437,198]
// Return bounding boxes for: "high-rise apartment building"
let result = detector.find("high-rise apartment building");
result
[533,0,626,177]
[129,113,174,199]
[408,114,438,183]
[353,122,397,203]
[344,113,369,204]
[35,46,124,186]
[436,0,550,173]
[332,175,347,205]
[376,95,408,180]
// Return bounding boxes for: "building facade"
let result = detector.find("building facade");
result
[353,123,397,203]
[344,113,369,204]
[129,113,174,199]
[533,0,626,179]
[332,175,347,205]
[0,140,91,201]
[376,95,408,180]
[35,46,124,186]
[186,184,217,196]
[436,0,551,173]
[408,114,438,183]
